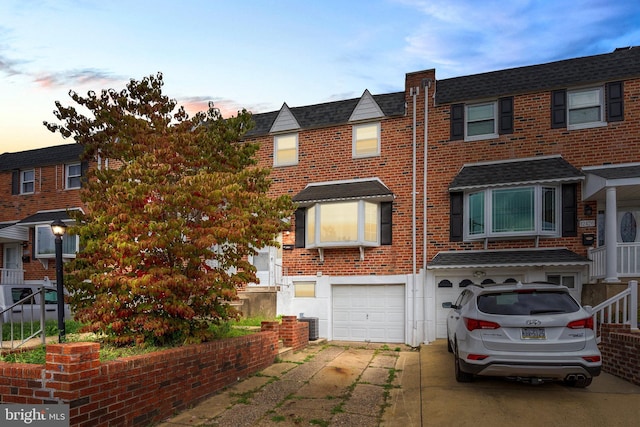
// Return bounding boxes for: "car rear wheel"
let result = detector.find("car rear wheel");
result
[453,341,473,383]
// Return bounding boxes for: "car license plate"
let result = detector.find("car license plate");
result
[521,327,546,340]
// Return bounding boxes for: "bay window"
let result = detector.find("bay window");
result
[465,186,559,239]
[307,200,379,247]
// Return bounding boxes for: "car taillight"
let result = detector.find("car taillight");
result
[567,317,594,329]
[467,354,489,361]
[582,355,601,363]
[464,317,500,331]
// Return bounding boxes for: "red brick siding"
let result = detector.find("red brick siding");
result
[599,324,640,386]
[424,74,640,261]
[0,332,280,427]
[261,316,309,351]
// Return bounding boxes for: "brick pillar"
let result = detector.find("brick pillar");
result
[45,342,101,402]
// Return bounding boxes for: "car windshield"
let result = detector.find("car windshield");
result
[477,290,580,315]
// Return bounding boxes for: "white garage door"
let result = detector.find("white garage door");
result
[332,284,405,343]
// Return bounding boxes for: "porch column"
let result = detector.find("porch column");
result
[604,186,618,283]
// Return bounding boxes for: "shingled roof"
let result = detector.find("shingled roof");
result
[293,179,394,206]
[244,92,405,138]
[449,156,584,191]
[0,143,84,171]
[436,46,640,104]
[429,248,590,269]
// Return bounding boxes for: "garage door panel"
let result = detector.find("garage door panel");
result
[332,284,405,343]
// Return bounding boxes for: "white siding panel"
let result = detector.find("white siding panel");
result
[349,90,384,122]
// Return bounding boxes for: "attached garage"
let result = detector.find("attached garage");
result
[332,284,405,343]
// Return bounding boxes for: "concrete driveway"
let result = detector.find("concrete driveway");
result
[157,339,640,427]
[422,340,640,427]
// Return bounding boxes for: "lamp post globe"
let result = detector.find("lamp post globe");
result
[50,219,67,343]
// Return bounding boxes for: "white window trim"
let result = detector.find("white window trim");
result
[352,122,381,158]
[306,200,380,249]
[465,101,498,142]
[463,185,561,240]
[66,163,82,189]
[274,133,298,167]
[21,169,35,194]
[567,86,606,130]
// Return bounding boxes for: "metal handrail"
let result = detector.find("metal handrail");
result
[0,287,46,350]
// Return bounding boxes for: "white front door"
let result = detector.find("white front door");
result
[2,243,23,284]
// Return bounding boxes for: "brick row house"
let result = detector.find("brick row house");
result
[0,144,88,289]
[244,46,640,345]
[2,46,639,346]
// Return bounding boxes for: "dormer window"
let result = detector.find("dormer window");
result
[353,122,380,158]
[274,133,298,166]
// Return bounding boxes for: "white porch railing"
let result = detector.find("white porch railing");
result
[0,268,25,285]
[589,243,640,280]
[591,280,638,343]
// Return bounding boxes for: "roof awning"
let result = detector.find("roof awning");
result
[582,163,640,201]
[449,156,584,191]
[17,209,82,226]
[293,178,394,206]
[428,248,590,269]
[0,223,29,243]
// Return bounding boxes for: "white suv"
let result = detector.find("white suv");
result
[446,281,601,387]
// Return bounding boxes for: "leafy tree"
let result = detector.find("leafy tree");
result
[44,73,293,346]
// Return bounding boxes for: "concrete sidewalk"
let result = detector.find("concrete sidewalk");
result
[156,341,422,427]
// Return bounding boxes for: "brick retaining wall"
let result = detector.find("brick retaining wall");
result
[0,316,310,426]
[599,323,640,386]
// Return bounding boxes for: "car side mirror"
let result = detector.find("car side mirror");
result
[442,302,454,309]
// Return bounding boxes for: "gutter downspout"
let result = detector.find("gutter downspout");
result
[410,85,419,347]
[422,78,432,344]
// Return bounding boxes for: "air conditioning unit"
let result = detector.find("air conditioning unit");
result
[298,317,319,341]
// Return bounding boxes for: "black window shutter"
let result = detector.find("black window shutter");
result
[498,96,514,134]
[11,170,20,195]
[294,208,305,248]
[80,161,89,187]
[380,202,392,245]
[450,192,464,242]
[606,81,624,122]
[562,184,577,237]
[551,90,567,128]
[450,104,464,140]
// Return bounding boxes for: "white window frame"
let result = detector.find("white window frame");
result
[35,224,79,259]
[274,133,298,166]
[294,281,316,298]
[567,86,605,130]
[464,185,560,240]
[465,101,498,141]
[306,200,380,248]
[352,122,380,158]
[546,273,576,289]
[66,163,82,189]
[21,169,35,194]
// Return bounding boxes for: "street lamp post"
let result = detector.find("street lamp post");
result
[51,219,67,343]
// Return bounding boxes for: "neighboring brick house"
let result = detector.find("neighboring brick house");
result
[422,46,640,340]
[0,144,88,288]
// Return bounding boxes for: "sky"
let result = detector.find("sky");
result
[1,0,640,153]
